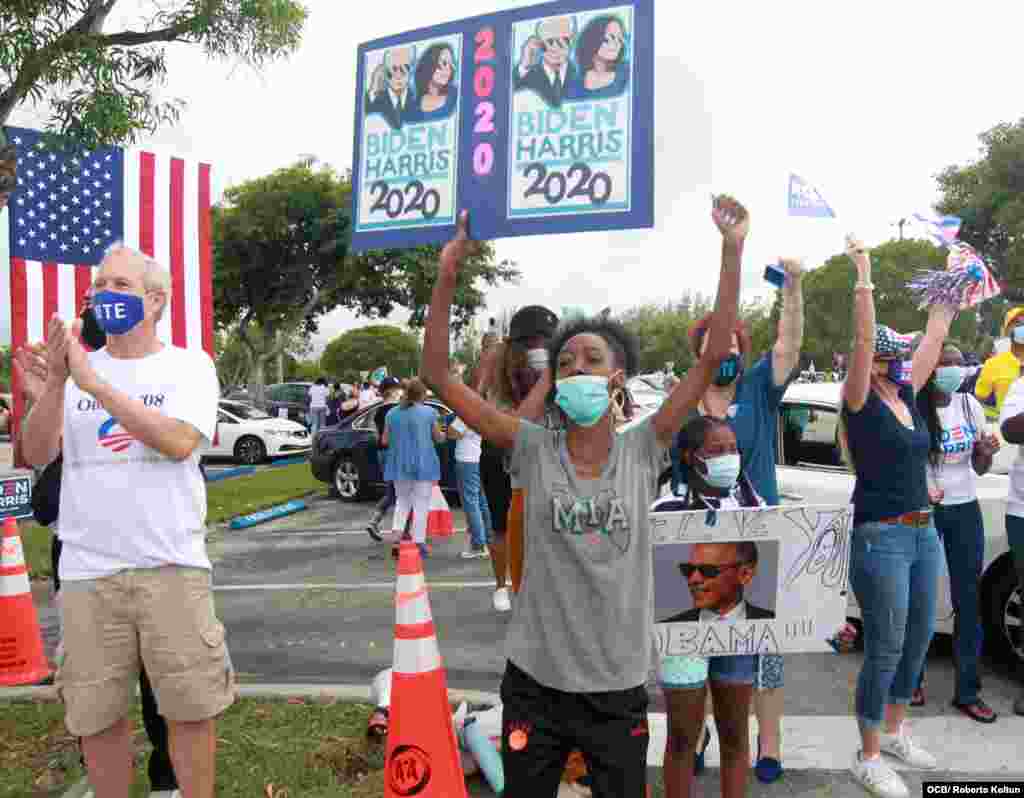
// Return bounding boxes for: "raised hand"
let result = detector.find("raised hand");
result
[520,37,542,72]
[439,210,477,279]
[845,234,870,262]
[43,315,71,385]
[711,194,750,246]
[12,342,50,404]
[780,256,805,281]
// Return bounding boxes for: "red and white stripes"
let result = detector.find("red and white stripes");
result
[394,544,443,675]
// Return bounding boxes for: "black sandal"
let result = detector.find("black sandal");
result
[952,699,997,724]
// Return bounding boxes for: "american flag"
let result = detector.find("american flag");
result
[2,126,215,448]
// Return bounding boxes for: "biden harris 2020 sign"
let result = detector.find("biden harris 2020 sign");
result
[351,0,654,251]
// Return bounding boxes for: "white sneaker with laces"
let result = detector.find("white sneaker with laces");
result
[850,751,909,798]
[880,727,937,769]
[492,587,511,612]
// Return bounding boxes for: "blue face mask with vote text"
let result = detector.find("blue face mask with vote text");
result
[91,290,146,335]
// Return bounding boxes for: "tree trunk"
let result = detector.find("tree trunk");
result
[249,357,266,408]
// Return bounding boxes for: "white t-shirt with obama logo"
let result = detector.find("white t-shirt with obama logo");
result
[58,345,218,581]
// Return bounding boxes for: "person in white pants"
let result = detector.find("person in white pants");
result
[380,377,445,557]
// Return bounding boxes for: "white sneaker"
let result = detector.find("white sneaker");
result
[880,727,937,769]
[492,587,511,612]
[150,791,182,798]
[850,751,909,798]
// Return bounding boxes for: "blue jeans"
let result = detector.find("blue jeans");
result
[850,520,943,729]
[932,501,986,704]
[455,460,492,547]
[309,407,326,436]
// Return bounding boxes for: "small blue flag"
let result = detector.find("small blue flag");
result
[787,173,836,218]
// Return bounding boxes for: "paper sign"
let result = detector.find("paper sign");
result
[651,504,852,655]
[278,408,288,419]
[351,0,654,251]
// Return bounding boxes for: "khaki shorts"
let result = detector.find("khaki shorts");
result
[56,566,235,737]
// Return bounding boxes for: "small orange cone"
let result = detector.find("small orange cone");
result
[425,484,453,538]
[385,541,468,798]
[0,517,52,686]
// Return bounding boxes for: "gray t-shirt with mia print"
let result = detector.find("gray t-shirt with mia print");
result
[505,415,667,692]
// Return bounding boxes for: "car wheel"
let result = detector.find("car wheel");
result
[982,556,1024,666]
[234,435,266,465]
[333,456,363,502]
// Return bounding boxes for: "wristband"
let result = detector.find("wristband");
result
[854,282,874,291]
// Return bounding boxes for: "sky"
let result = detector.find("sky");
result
[4,0,1023,354]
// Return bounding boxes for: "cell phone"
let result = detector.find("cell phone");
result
[764,263,786,289]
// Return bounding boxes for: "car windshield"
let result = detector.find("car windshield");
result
[222,403,271,420]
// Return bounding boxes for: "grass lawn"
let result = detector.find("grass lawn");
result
[1,697,395,798]
[1,697,509,798]
[19,463,325,580]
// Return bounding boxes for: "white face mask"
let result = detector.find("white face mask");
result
[527,347,549,370]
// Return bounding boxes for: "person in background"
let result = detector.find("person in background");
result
[307,377,330,436]
[975,307,1024,422]
[366,376,405,541]
[325,382,343,427]
[448,412,493,559]
[996,376,1024,717]
[841,235,953,798]
[380,377,445,558]
[913,344,999,721]
[359,380,379,409]
[472,305,559,612]
[671,254,804,784]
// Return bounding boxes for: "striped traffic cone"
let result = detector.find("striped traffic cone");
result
[0,517,52,686]
[425,483,453,538]
[385,541,468,798]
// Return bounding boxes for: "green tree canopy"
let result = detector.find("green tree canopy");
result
[213,160,517,400]
[800,239,981,365]
[936,117,1024,338]
[618,292,776,375]
[321,325,420,386]
[0,1,307,148]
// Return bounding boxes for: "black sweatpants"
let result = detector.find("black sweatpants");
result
[51,535,178,791]
[500,660,649,798]
[479,442,511,535]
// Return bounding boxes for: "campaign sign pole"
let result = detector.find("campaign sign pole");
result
[350,0,654,252]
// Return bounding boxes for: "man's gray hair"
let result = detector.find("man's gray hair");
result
[383,45,417,72]
[102,241,172,295]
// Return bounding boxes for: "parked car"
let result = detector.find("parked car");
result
[263,382,313,427]
[310,399,458,502]
[203,400,311,464]
[626,378,667,417]
[774,381,1021,666]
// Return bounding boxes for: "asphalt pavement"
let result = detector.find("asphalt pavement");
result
[29,489,1024,794]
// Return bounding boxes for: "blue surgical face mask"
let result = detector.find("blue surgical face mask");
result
[933,366,965,395]
[555,375,611,427]
[697,453,741,490]
[91,290,146,335]
[1013,326,1024,345]
[714,353,743,387]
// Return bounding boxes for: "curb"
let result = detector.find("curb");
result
[1,682,501,707]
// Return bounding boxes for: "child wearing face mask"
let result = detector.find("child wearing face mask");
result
[654,415,764,798]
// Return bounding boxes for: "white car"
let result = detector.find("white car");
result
[204,400,311,465]
[775,382,1022,665]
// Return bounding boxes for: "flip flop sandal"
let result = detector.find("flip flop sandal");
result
[367,707,389,738]
[952,700,997,724]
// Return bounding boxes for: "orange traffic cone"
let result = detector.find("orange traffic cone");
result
[425,484,453,538]
[385,541,468,798]
[0,517,52,686]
